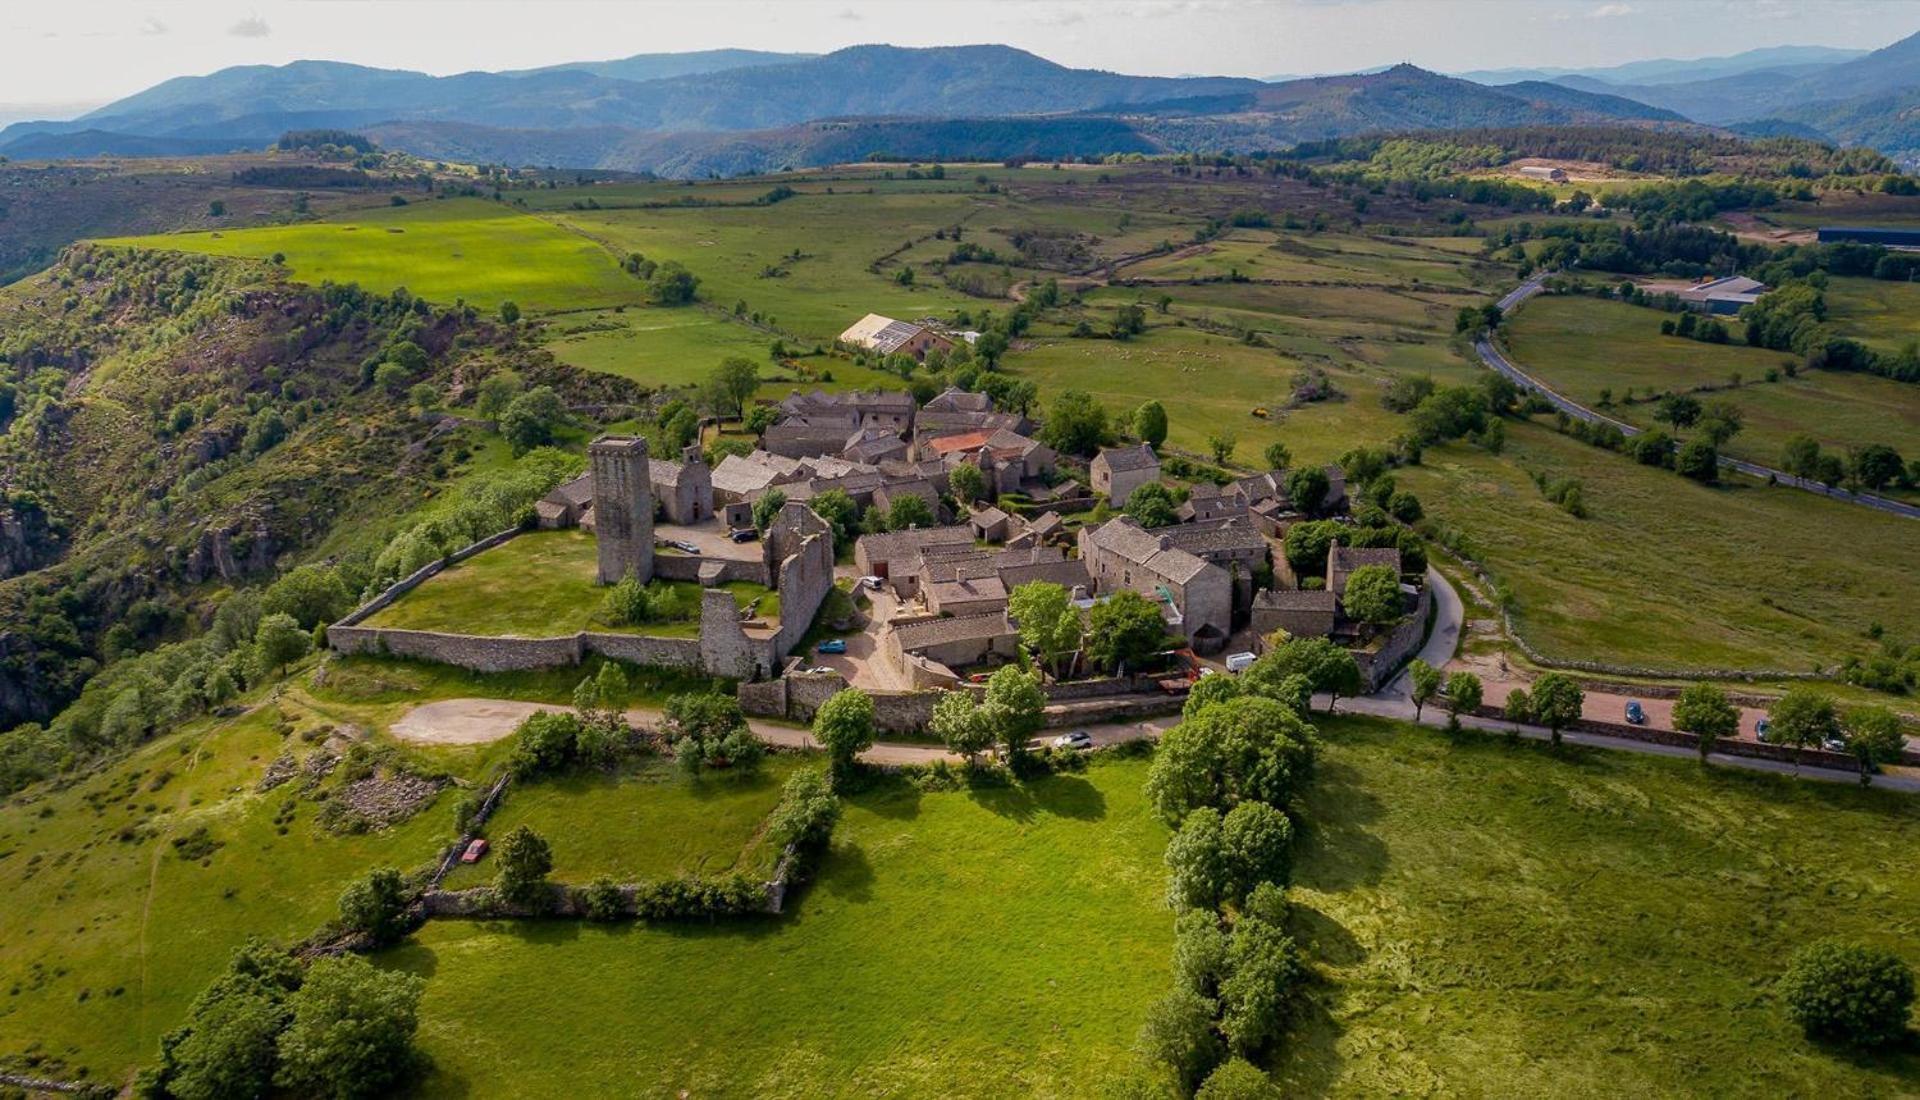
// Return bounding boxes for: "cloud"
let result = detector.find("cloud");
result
[140,16,168,36]
[1587,2,1635,16]
[229,15,271,37]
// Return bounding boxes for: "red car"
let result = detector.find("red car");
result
[460,838,489,864]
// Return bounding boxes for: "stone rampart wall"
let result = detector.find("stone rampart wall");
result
[1353,585,1432,692]
[654,553,772,586]
[334,526,522,627]
[327,626,584,671]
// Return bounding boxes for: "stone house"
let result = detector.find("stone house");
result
[886,611,1019,677]
[853,525,974,591]
[1328,546,1403,596]
[649,445,714,525]
[1078,516,1232,651]
[1180,483,1249,523]
[872,478,942,522]
[969,505,1013,543]
[1091,443,1160,507]
[535,473,595,529]
[1252,588,1337,640]
[842,427,909,466]
[925,574,1008,617]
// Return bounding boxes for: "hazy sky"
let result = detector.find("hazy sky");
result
[5,0,1917,115]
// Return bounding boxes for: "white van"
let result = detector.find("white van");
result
[1224,652,1258,674]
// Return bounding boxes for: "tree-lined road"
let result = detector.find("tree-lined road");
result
[1479,276,1920,520]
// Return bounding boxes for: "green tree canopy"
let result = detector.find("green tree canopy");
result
[274,955,426,1099]
[1340,564,1403,627]
[1779,940,1915,1048]
[1134,400,1169,447]
[1673,682,1738,764]
[1007,581,1083,679]
[812,688,876,777]
[1086,589,1172,675]
[1146,696,1316,823]
[1125,482,1179,529]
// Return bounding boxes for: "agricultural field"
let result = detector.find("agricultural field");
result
[1503,294,1920,473]
[1827,276,1920,355]
[100,197,641,313]
[383,754,1173,1098]
[1402,419,1918,671]
[1277,717,1920,1096]
[436,754,806,890]
[369,715,1920,1097]
[360,529,774,637]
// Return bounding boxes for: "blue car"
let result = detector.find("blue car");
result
[816,639,848,654]
[1624,700,1646,726]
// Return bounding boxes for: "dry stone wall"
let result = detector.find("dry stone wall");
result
[1353,585,1432,692]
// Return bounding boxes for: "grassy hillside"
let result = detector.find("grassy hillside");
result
[1404,419,1916,671]
[1504,294,1920,475]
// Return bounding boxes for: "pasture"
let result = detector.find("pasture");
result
[0,704,463,1081]
[1402,419,1919,671]
[1504,294,1920,472]
[99,198,640,313]
[385,755,1174,1098]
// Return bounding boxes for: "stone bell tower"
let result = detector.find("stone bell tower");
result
[589,435,654,584]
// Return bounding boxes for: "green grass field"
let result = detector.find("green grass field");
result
[383,755,1173,1098]
[100,198,641,313]
[438,754,805,890]
[1276,717,1919,1096]
[1403,420,1918,671]
[1504,294,1920,472]
[0,704,466,1081]
[1828,276,1920,355]
[360,529,772,637]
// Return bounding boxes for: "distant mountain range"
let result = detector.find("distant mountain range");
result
[3,32,1918,175]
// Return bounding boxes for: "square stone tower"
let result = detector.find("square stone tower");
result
[589,435,654,585]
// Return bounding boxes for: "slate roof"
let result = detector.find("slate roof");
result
[840,314,930,355]
[1329,546,1402,573]
[1095,443,1159,474]
[1255,588,1338,611]
[1085,517,1213,585]
[927,575,1008,607]
[924,386,992,413]
[855,525,974,566]
[545,473,595,507]
[1152,520,1267,557]
[893,611,1014,650]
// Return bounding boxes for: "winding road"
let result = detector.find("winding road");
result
[1480,276,1920,521]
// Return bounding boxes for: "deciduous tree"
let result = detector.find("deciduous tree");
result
[1528,672,1584,747]
[1008,581,1082,679]
[1086,589,1172,675]
[1407,659,1442,723]
[812,688,876,778]
[1841,704,1907,787]
[494,825,553,908]
[275,955,425,1099]
[1673,682,1738,765]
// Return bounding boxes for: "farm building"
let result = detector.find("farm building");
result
[1517,165,1567,182]
[1678,275,1768,316]
[1816,226,1920,250]
[838,313,956,360]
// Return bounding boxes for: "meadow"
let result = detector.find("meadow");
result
[0,703,467,1081]
[379,715,1920,1097]
[1504,293,1920,472]
[100,198,641,313]
[360,529,774,636]
[385,755,1174,1099]
[436,754,806,890]
[1402,419,1918,671]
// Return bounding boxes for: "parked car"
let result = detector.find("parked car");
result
[730,528,758,543]
[860,575,885,591]
[671,539,701,554]
[1755,718,1773,743]
[816,639,848,654]
[1052,731,1094,751]
[967,671,992,684]
[1822,735,1849,753]
[1224,652,1258,674]
[1624,700,1646,725]
[459,838,489,864]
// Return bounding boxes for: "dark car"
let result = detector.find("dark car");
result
[1624,700,1646,726]
[730,528,758,543]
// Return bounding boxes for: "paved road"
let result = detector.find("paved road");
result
[1378,567,1464,703]
[1481,276,1920,521]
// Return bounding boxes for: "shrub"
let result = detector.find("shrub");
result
[766,767,841,851]
[582,876,624,922]
[508,710,583,778]
[1134,986,1224,1094]
[337,867,411,946]
[1780,940,1915,1047]
[493,825,553,909]
[1196,1058,1281,1100]
[274,955,425,1099]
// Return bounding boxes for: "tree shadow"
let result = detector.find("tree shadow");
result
[968,782,1038,824]
[1269,982,1348,1098]
[1029,773,1107,821]
[1288,901,1364,968]
[818,839,875,904]
[848,771,923,821]
[500,917,583,947]
[375,940,439,981]
[1291,759,1388,892]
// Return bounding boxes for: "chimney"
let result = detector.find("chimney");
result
[682,444,705,466]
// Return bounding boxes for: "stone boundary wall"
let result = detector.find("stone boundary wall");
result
[334,526,523,628]
[654,553,771,586]
[743,670,1183,733]
[328,626,584,671]
[430,772,513,889]
[0,1072,102,1096]
[1043,674,1167,701]
[1353,585,1432,692]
